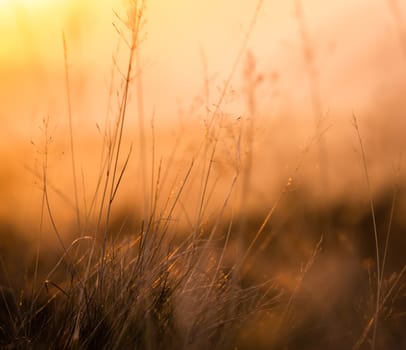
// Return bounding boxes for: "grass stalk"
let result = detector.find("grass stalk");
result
[63,32,81,230]
[352,114,381,350]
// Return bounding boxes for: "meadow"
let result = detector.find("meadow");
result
[1,0,406,349]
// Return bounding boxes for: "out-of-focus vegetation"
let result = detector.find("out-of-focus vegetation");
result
[1,0,406,349]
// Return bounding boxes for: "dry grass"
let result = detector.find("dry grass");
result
[1,1,406,349]
[1,1,280,349]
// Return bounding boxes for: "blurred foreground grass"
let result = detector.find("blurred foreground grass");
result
[1,1,406,349]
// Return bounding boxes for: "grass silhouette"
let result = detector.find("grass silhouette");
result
[1,1,406,349]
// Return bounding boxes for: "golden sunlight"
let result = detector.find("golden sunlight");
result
[0,0,57,9]
[0,0,86,64]
[1,1,406,349]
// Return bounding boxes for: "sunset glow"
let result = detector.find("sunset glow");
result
[0,0,60,9]
[1,1,406,348]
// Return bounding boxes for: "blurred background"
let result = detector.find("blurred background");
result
[1,0,405,348]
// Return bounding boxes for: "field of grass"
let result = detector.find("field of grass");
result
[1,1,406,349]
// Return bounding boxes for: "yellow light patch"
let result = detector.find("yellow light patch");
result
[0,0,74,64]
[0,0,54,8]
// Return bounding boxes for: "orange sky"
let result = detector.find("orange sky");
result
[0,0,405,164]
[1,0,406,232]
[1,0,405,133]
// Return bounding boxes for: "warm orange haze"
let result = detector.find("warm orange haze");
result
[1,1,406,349]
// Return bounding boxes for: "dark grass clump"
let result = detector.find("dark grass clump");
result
[0,222,279,349]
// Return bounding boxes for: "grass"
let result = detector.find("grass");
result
[1,1,280,348]
[1,1,406,349]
